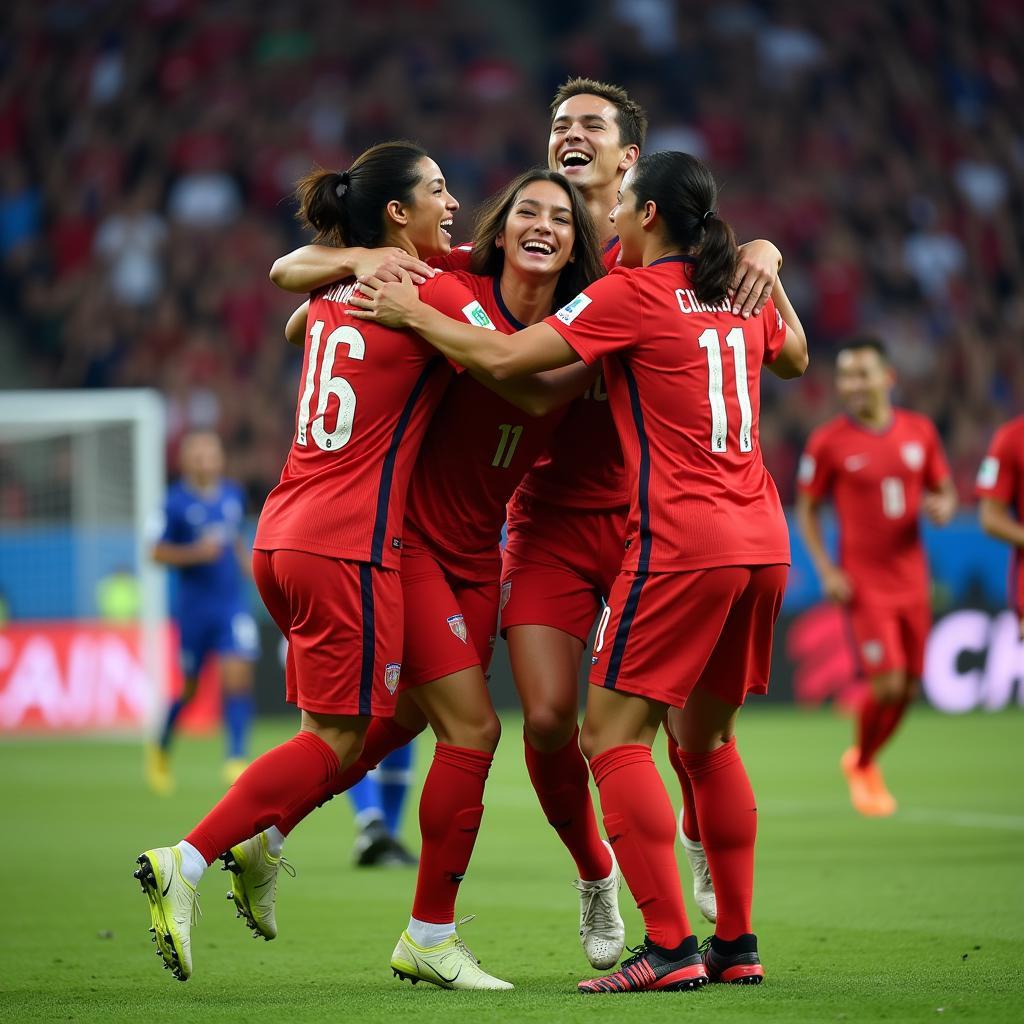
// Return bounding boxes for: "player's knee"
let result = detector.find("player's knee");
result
[441,712,501,753]
[523,703,577,752]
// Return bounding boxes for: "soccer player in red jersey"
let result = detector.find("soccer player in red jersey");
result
[350,150,808,992]
[977,414,1024,638]
[796,339,957,817]
[132,142,496,983]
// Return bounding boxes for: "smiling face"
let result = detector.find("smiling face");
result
[548,93,637,196]
[497,179,576,280]
[393,156,459,259]
[609,166,649,267]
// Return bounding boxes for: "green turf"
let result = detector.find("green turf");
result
[3,707,1022,1022]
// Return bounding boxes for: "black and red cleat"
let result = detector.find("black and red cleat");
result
[577,935,708,994]
[700,933,765,984]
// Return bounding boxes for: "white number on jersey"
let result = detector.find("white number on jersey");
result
[297,320,366,451]
[881,476,906,519]
[698,327,753,454]
[492,423,524,468]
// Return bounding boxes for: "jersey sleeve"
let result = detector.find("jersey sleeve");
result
[922,419,951,490]
[158,493,186,544]
[797,428,834,500]
[761,299,787,365]
[543,271,642,365]
[429,245,474,273]
[976,425,1018,502]
[416,272,500,371]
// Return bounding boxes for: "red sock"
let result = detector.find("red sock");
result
[668,737,700,842]
[679,738,756,942]
[857,692,889,768]
[524,729,611,881]
[186,731,339,863]
[590,744,690,950]
[411,744,492,924]
[874,697,910,753]
[277,717,422,836]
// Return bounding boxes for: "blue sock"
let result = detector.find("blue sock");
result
[223,692,253,759]
[347,774,384,827]
[159,697,188,751]
[378,741,415,837]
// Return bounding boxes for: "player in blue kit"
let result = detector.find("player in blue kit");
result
[147,430,259,793]
[347,744,418,866]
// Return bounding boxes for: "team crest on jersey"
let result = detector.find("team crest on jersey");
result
[555,293,592,325]
[500,581,512,611]
[384,663,402,694]
[977,456,1000,489]
[861,640,884,666]
[461,301,496,331]
[447,614,468,643]
[900,442,925,471]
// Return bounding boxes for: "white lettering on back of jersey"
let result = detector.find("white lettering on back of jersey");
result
[676,288,730,315]
[322,281,359,304]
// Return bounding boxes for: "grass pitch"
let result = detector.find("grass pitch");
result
[3,707,1022,1023]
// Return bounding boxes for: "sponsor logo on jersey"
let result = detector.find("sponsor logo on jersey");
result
[461,301,496,330]
[844,454,869,472]
[555,292,592,325]
[500,581,511,611]
[384,662,401,694]
[797,453,817,484]
[901,442,925,471]
[447,614,468,643]
[861,640,884,666]
[977,455,1000,489]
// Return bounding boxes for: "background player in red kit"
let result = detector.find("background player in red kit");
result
[132,142,492,983]
[350,150,808,993]
[797,339,957,817]
[977,414,1024,638]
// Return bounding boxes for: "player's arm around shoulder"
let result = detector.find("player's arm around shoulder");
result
[763,275,808,380]
[270,245,436,293]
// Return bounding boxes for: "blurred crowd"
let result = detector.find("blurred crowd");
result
[1,0,1021,506]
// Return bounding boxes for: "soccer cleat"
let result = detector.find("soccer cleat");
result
[860,760,897,816]
[145,744,173,796]
[700,933,765,984]
[222,758,248,785]
[574,839,626,969]
[221,832,293,940]
[134,847,200,981]
[841,748,893,817]
[353,818,394,867]
[577,936,708,993]
[679,815,717,924]
[390,916,514,990]
[376,836,419,868]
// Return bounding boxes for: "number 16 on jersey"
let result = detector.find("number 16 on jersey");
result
[297,320,365,452]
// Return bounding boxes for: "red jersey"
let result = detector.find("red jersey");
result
[404,271,568,580]
[976,415,1024,615]
[799,408,951,606]
[515,236,628,510]
[544,256,790,573]
[254,273,484,569]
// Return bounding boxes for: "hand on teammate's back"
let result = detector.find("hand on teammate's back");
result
[350,269,421,328]
[350,247,437,286]
[731,240,782,319]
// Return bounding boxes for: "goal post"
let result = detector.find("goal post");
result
[0,389,168,734]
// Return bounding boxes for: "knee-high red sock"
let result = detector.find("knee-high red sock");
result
[679,739,756,941]
[277,717,422,836]
[857,692,889,768]
[524,729,611,881]
[411,744,492,924]
[185,731,339,863]
[590,744,690,950]
[667,736,701,842]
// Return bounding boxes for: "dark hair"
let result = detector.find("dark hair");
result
[470,168,605,313]
[837,335,889,363]
[629,151,737,305]
[550,77,648,149]
[294,141,428,248]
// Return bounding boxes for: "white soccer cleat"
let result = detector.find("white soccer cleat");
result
[134,846,201,981]
[679,810,717,923]
[221,832,293,940]
[390,916,514,990]
[574,839,626,969]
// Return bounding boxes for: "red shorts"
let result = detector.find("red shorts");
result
[400,543,499,689]
[845,601,931,679]
[589,564,789,708]
[253,549,402,717]
[500,492,627,643]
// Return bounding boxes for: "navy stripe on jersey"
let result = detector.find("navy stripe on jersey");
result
[492,278,527,331]
[602,573,648,690]
[371,358,444,565]
[603,235,620,254]
[649,254,696,267]
[622,363,653,572]
[358,563,375,715]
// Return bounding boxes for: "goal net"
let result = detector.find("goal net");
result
[0,389,167,734]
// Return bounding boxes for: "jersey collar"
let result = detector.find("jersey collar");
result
[648,255,696,267]
[492,277,528,331]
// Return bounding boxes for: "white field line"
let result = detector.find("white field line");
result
[762,799,1024,832]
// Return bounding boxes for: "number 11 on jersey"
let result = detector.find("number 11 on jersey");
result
[698,327,753,454]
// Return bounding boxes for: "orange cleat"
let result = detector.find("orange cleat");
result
[860,760,897,816]
[840,748,891,817]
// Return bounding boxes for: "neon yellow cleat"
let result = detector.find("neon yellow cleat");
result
[134,846,200,981]
[145,744,174,796]
[222,758,248,785]
[391,917,513,990]
[221,832,292,940]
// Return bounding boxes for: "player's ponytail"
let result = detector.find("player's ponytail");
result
[294,141,428,249]
[629,151,738,305]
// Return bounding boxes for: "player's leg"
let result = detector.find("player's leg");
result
[376,741,418,864]
[348,740,417,867]
[217,609,260,782]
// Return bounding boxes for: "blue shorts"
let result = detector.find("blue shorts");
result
[178,608,260,678]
